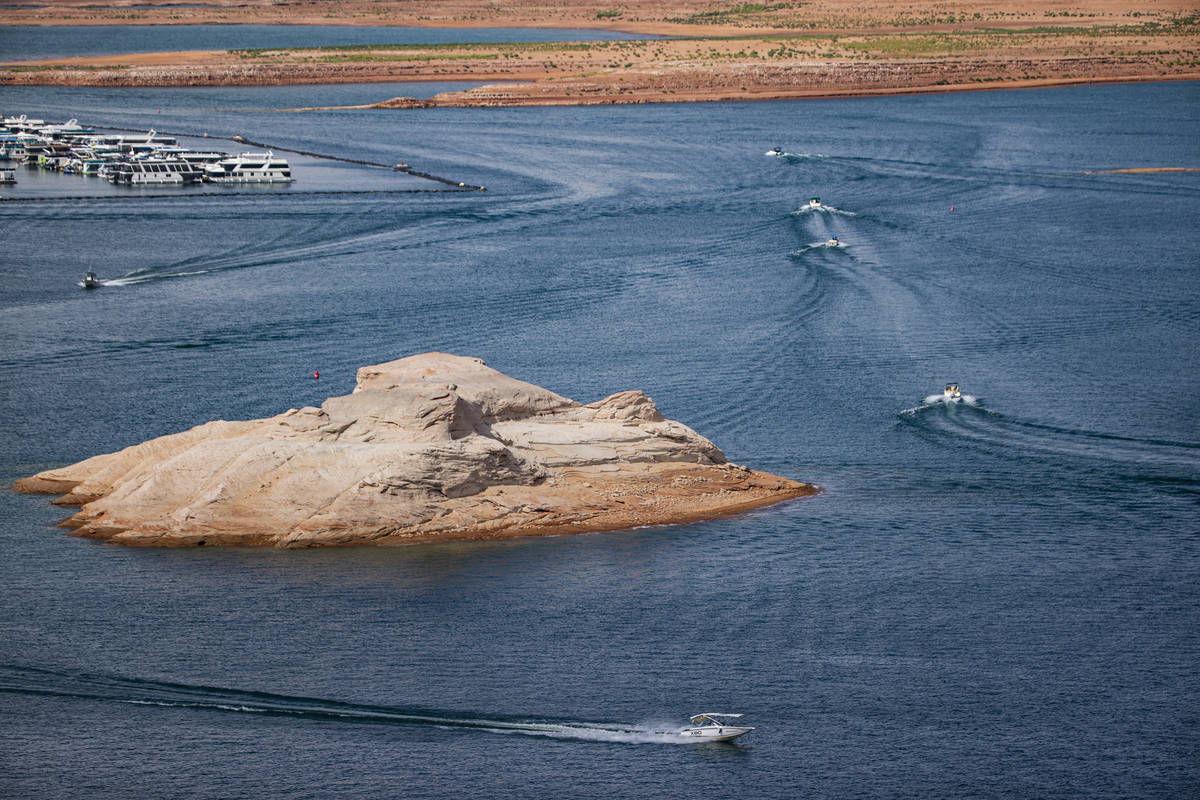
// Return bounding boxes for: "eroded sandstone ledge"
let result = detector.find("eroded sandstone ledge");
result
[15,353,815,547]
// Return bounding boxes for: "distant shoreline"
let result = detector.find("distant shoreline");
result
[2,1,1197,108]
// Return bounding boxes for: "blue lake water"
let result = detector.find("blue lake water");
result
[0,24,659,61]
[1,81,1198,798]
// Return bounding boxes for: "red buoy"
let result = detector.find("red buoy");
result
[314,370,319,380]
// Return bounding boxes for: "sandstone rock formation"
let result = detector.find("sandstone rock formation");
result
[15,353,815,547]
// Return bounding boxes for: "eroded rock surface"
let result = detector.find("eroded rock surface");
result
[15,353,815,547]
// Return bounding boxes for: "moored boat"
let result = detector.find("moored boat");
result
[204,151,292,183]
[108,159,205,185]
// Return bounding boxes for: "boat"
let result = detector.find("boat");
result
[808,196,822,209]
[826,236,840,246]
[0,167,15,184]
[0,135,28,161]
[204,151,292,183]
[37,118,94,140]
[765,146,783,156]
[3,115,46,131]
[81,270,101,289]
[107,159,205,185]
[944,383,962,401]
[177,150,230,166]
[679,713,755,742]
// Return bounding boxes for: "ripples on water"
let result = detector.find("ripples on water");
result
[1,81,1198,798]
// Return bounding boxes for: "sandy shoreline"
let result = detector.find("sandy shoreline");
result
[2,1,1197,107]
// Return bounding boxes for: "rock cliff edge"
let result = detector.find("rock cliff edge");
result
[15,353,815,547]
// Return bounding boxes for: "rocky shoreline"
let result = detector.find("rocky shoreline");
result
[15,353,816,547]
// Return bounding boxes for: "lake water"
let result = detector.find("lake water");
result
[1,81,1198,798]
[0,24,660,61]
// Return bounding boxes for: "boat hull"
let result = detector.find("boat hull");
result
[680,725,754,742]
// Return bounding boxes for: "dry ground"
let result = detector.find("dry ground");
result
[3,2,1198,105]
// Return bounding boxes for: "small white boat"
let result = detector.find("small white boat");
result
[826,236,840,247]
[808,196,822,209]
[944,383,961,401]
[81,270,101,289]
[765,146,783,156]
[680,713,754,742]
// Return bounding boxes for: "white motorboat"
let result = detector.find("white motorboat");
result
[204,151,292,183]
[81,270,101,289]
[765,146,784,156]
[3,114,46,131]
[38,118,94,140]
[808,196,822,209]
[826,236,840,247]
[679,713,754,742]
[943,383,962,401]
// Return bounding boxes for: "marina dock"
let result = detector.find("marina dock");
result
[0,114,486,199]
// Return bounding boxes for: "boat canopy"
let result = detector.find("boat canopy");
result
[690,713,744,725]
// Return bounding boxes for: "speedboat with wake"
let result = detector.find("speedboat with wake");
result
[81,270,101,289]
[826,236,840,247]
[765,146,784,157]
[680,713,754,742]
[943,383,961,402]
[808,196,822,209]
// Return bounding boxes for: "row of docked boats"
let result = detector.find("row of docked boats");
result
[0,114,292,185]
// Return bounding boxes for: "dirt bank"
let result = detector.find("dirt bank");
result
[3,2,1197,106]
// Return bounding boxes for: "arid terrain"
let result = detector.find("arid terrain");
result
[3,1,1198,106]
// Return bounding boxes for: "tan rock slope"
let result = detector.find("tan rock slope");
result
[15,353,815,547]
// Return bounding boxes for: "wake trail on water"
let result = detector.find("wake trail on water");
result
[764,150,828,160]
[101,212,424,286]
[898,399,1200,472]
[0,666,687,745]
[790,205,857,217]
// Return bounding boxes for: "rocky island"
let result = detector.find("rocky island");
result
[15,353,815,547]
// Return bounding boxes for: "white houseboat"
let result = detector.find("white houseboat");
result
[108,159,205,185]
[204,151,292,183]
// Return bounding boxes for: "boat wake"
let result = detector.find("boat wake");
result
[898,399,1200,472]
[905,393,982,413]
[765,149,828,160]
[790,205,856,217]
[103,269,214,287]
[0,665,687,745]
[792,240,844,254]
